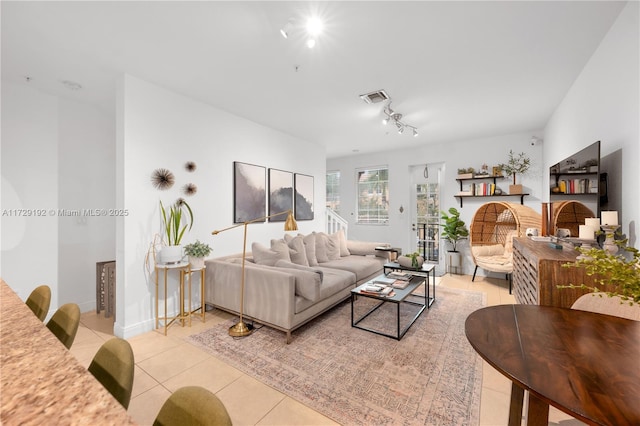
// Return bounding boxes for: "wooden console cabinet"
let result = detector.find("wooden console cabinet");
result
[512,237,615,308]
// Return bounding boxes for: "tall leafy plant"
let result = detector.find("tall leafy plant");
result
[160,200,193,246]
[440,207,469,252]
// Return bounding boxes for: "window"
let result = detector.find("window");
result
[357,166,389,224]
[326,171,341,215]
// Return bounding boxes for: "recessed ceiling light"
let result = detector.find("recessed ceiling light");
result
[61,80,82,90]
[306,17,323,36]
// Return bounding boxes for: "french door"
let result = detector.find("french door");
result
[409,163,443,273]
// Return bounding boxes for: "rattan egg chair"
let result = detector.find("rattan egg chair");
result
[470,202,541,292]
[551,200,595,238]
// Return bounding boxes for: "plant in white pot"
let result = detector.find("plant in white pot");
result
[183,240,212,270]
[159,199,193,264]
[499,150,531,195]
[440,207,469,273]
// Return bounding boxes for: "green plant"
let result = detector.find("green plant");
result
[560,242,640,305]
[160,199,193,246]
[184,240,212,258]
[407,251,421,268]
[499,150,531,185]
[440,207,469,252]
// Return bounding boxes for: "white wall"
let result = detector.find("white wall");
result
[116,75,326,338]
[544,1,639,245]
[327,131,544,276]
[58,98,116,310]
[1,83,59,308]
[1,82,116,316]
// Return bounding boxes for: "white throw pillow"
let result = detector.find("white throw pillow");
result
[251,241,291,266]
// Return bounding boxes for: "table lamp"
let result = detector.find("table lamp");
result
[212,210,297,337]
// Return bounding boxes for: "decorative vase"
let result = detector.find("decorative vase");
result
[159,245,184,264]
[398,255,423,269]
[189,256,205,270]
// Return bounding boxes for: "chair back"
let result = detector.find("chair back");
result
[153,386,232,426]
[88,337,135,409]
[26,285,51,321]
[571,293,640,321]
[46,303,81,349]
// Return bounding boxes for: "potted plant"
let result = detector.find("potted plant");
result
[457,168,475,179]
[397,251,424,269]
[499,150,531,194]
[440,207,469,273]
[560,242,640,305]
[184,240,212,269]
[159,199,193,264]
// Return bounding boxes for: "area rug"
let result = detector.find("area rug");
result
[188,286,486,425]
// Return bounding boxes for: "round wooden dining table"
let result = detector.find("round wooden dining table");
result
[465,304,640,426]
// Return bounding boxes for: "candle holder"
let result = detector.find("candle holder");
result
[601,225,620,255]
[573,239,596,260]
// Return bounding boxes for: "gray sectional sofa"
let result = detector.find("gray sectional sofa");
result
[204,230,389,343]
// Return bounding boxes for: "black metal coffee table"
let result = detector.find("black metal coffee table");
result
[383,262,436,308]
[351,275,427,340]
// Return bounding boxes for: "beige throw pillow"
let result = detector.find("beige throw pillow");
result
[313,232,330,263]
[251,241,291,266]
[279,235,309,266]
[335,229,350,257]
[301,233,318,266]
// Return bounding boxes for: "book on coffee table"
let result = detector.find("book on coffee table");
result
[391,280,410,289]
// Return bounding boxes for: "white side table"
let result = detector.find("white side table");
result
[155,262,191,335]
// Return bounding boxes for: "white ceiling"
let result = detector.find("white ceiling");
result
[1,1,627,158]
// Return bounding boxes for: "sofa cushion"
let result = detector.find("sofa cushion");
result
[316,232,340,261]
[251,241,291,266]
[313,232,330,263]
[281,235,309,266]
[272,260,321,302]
[291,233,318,266]
[274,259,323,282]
[320,256,385,281]
[316,267,356,300]
[335,229,350,257]
[347,240,387,256]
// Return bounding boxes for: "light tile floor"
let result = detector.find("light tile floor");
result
[73,274,585,426]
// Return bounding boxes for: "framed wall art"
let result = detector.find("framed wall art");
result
[234,162,266,223]
[268,168,293,221]
[294,173,314,220]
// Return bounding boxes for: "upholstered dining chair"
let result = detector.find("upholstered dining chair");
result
[153,386,233,426]
[88,337,135,409]
[571,293,640,321]
[46,303,81,349]
[25,285,51,321]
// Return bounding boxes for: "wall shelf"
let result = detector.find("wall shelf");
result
[455,176,527,207]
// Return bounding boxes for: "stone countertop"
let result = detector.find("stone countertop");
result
[1,279,137,425]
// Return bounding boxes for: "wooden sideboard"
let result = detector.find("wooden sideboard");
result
[512,237,615,309]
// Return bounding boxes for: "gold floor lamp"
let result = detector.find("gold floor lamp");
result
[212,210,298,337]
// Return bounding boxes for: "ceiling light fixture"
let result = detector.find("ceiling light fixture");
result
[280,16,324,49]
[380,101,418,137]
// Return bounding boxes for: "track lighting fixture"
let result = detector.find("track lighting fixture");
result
[381,101,418,137]
[280,16,323,49]
[280,18,294,39]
